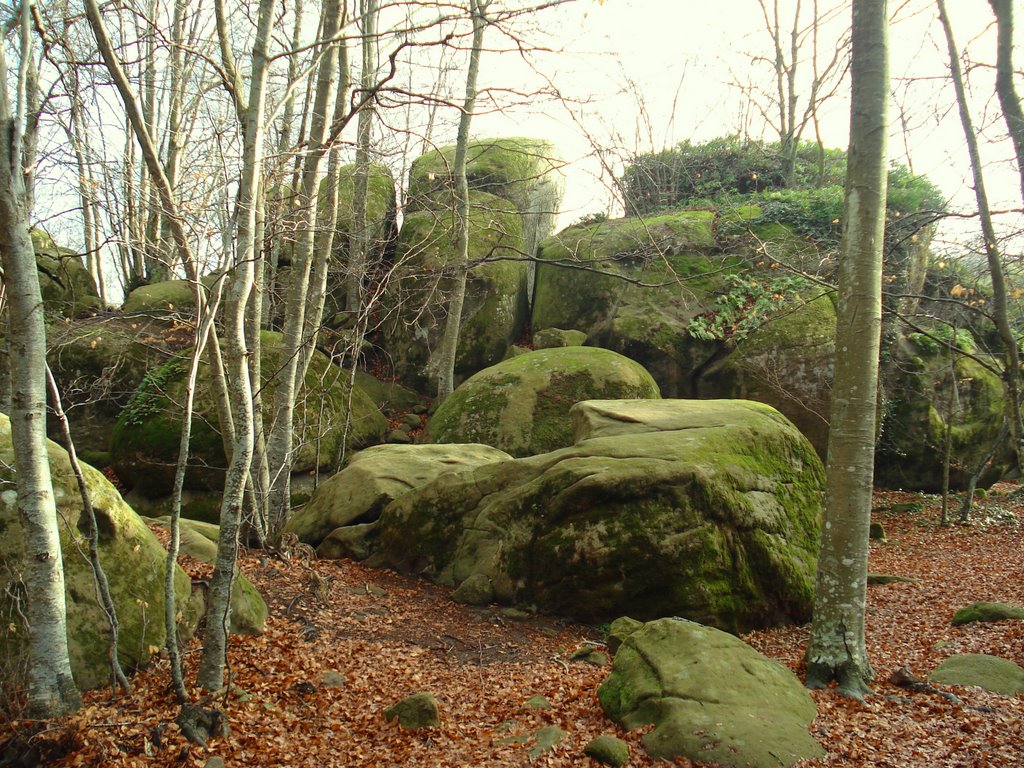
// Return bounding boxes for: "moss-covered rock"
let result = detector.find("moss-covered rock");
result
[150,518,266,635]
[598,618,823,766]
[584,735,630,767]
[929,654,1024,695]
[272,164,397,320]
[697,294,836,457]
[0,413,195,691]
[407,137,562,263]
[383,691,439,729]
[532,327,587,349]
[876,335,1008,491]
[531,212,727,397]
[285,443,512,547]
[428,347,661,457]
[110,330,386,500]
[46,317,181,458]
[951,601,1024,626]
[122,279,197,314]
[32,229,102,317]
[371,399,822,631]
[385,192,530,388]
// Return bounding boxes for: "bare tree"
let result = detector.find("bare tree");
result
[434,0,489,401]
[936,0,1024,473]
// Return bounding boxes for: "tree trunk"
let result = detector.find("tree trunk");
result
[805,0,888,699]
[435,0,488,401]
[0,6,81,717]
[196,0,278,693]
[989,0,1024,203]
[936,0,1024,474]
[264,0,344,538]
[346,0,379,314]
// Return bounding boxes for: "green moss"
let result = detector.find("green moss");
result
[111,331,386,499]
[408,137,558,213]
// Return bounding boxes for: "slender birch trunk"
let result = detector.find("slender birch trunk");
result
[0,1,80,717]
[435,0,488,401]
[197,0,278,693]
[805,0,888,699]
[346,0,378,314]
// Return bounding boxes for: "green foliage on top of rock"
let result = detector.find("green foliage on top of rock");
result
[621,136,944,226]
[0,413,195,691]
[598,617,823,766]
[110,330,386,499]
[428,347,661,457]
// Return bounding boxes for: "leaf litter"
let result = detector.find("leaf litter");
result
[3,488,1022,767]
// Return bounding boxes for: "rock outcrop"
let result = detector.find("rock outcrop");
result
[369,399,822,631]
[0,413,196,690]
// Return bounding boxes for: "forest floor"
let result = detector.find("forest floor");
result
[3,487,1023,768]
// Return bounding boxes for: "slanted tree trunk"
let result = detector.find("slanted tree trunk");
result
[936,0,1024,474]
[805,0,888,699]
[435,0,488,401]
[0,3,81,717]
[989,0,1024,203]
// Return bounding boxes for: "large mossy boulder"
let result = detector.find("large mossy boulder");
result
[46,317,184,462]
[428,347,661,458]
[385,192,529,389]
[0,413,195,691]
[929,654,1024,696]
[151,518,266,635]
[697,294,836,457]
[598,617,823,766]
[32,229,102,317]
[285,443,513,547]
[876,335,1007,491]
[110,330,387,499]
[407,137,563,263]
[272,164,397,322]
[370,399,822,631]
[532,213,719,375]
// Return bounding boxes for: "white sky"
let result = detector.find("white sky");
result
[470,0,1024,248]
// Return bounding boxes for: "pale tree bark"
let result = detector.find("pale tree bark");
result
[0,0,80,718]
[197,0,278,693]
[988,0,1024,203]
[435,0,488,401]
[346,0,379,313]
[805,0,888,699]
[265,0,344,538]
[43,368,130,695]
[936,0,1024,472]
